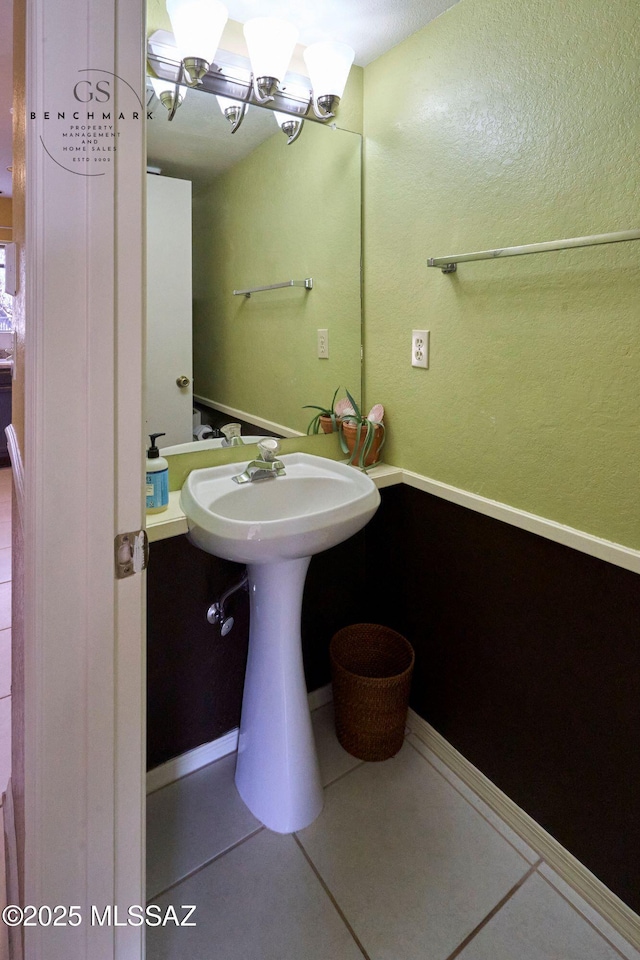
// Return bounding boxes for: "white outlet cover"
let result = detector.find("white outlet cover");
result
[317,328,329,359]
[411,329,429,368]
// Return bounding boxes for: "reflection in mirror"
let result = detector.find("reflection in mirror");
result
[146,69,362,445]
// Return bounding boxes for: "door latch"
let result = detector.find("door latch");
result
[115,530,149,579]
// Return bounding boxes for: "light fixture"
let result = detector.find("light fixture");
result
[243,17,299,104]
[151,77,187,121]
[216,95,248,134]
[274,110,304,146]
[149,11,356,145]
[166,0,228,86]
[303,41,355,119]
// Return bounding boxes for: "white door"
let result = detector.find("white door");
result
[146,174,193,448]
[20,0,146,957]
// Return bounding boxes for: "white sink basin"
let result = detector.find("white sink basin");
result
[180,452,380,564]
[180,451,380,834]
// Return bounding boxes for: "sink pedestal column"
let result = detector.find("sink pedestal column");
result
[235,556,323,833]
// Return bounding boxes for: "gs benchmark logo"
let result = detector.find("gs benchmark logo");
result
[30,68,149,178]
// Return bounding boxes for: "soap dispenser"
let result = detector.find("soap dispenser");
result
[146,433,169,514]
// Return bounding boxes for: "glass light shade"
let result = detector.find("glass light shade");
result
[216,95,243,115]
[166,0,228,64]
[303,41,355,99]
[273,111,291,129]
[243,18,299,83]
[151,77,183,99]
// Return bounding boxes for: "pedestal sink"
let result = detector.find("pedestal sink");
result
[180,453,380,833]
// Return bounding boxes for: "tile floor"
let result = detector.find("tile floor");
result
[0,460,636,959]
[146,703,639,960]
[0,467,10,798]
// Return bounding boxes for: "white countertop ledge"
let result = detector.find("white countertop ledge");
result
[144,460,640,573]
[146,462,403,544]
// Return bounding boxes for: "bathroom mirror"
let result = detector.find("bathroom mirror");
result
[147,78,362,439]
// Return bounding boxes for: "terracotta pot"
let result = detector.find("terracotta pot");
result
[342,420,384,467]
[319,414,341,434]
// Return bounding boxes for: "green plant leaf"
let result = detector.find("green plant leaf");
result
[344,390,363,421]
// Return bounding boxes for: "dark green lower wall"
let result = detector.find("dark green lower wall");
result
[365,486,640,915]
[147,485,639,914]
[147,530,366,770]
[147,538,249,768]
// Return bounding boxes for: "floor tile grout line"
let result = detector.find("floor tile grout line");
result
[405,736,536,866]
[146,826,265,904]
[323,759,367,791]
[406,737,639,954]
[442,859,542,960]
[535,865,638,960]
[292,833,372,960]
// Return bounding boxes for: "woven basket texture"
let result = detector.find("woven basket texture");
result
[330,623,415,762]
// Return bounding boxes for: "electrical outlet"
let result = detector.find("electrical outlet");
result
[411,330,429,368]
[317,328,329,359]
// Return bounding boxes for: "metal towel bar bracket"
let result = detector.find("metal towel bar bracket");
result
[233,278,314,298]
[427,229,640,273]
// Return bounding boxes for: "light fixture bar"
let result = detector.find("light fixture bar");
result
[148,50,336,125]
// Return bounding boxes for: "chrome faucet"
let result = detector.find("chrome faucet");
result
[232,438,286,484]
[220,422,244,447]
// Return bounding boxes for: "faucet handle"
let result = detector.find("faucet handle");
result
[221,422,243,447]
[257,438,280,462]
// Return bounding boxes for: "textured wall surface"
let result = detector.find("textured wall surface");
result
[363,0,639,547]
[192,121,363,434]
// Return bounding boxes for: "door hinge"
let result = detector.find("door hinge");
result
[115,530,149,579]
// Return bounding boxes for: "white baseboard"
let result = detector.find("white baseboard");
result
[146,684,334,796]
[146,730,239,795]
[401,469,640,575]
[193,394,304,440]
[146,690,639,952]
[405,709,640,952]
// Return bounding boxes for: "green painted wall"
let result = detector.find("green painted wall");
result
[192,121,362,434]
[363,0,639,548]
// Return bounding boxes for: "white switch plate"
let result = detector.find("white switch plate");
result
[411,330,429,368]
[317,328,329,359]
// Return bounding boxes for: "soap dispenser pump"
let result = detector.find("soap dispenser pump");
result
[146,433,169,514]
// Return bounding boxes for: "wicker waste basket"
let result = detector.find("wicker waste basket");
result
[330,624,415,761]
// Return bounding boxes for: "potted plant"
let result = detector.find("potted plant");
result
[303,387,348,434]
[339,390,386,469]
